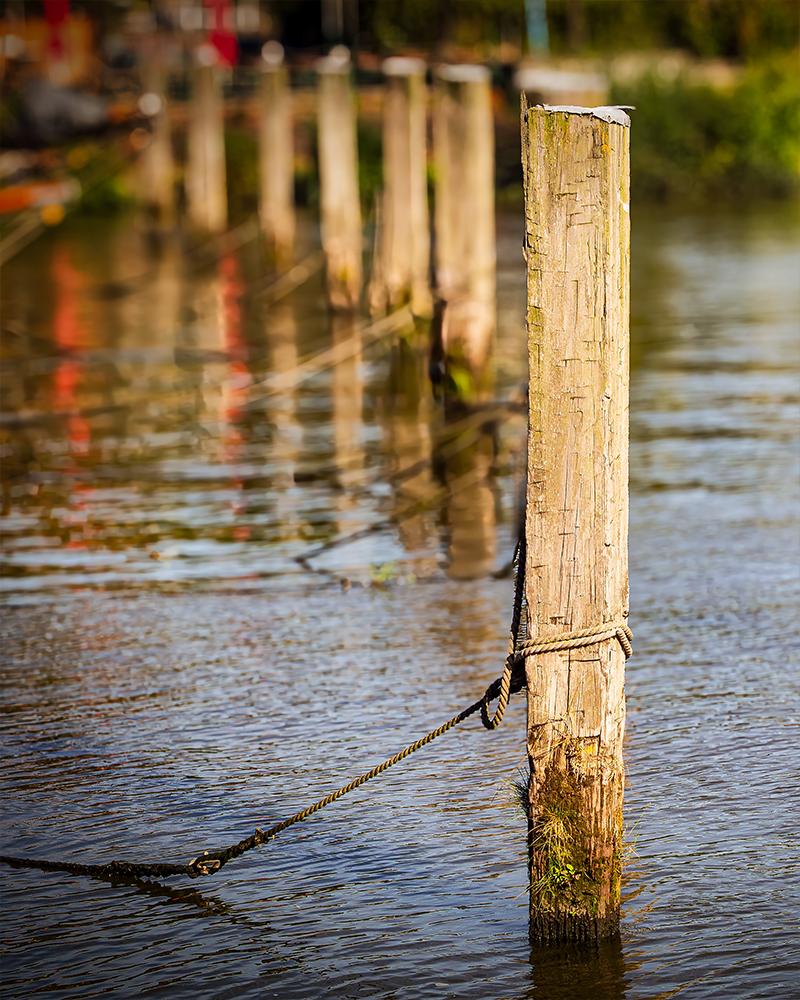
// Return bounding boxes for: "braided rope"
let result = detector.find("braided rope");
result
[480,535,632,731]
[517,622,633,660]
[0,667,525,882]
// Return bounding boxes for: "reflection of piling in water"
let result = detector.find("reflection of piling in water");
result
[330,316,364,501]
[186,54,227,236]
[440,424,497,580]
[522,104,631,943]
[138,64,175,232]
[258,42,295,269]
[383,334,438,574]
[369,58,432,319]
[317,48,363,313]
[329,317,366,553]
[176,258,232,453]
[433,65,496,398]
[266,303,301,538]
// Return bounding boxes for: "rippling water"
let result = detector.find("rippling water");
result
[1,202,798,999]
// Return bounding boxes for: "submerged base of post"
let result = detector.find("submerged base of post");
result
[526,762,623,944]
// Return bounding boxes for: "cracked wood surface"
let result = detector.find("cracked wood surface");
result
[522,106,630,941]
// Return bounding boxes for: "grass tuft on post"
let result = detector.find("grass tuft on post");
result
[521,100,631,944]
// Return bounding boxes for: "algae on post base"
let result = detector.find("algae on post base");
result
[522,102,631,943]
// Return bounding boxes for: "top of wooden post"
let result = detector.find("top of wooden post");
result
[261,40,285,70]
[531,103,632,127]
[316,45,351,75]
[383,56,426,77]
[437,64,491,84]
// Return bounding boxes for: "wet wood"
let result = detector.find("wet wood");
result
[317,51,363,312]
[522,104,631,942]
[369,57,432,318]
[258,44,295,269]
[186,58,227,235]
[433,65,495,396]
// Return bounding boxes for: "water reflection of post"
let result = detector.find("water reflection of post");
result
[433,65,496,403]
[178,256,231,458]
[330,315,364,536]
[186,48,228,236]
[317,47,362,313]
[439,421,497,580]
[258,42,295,270]
[369,57,432,319]
[529,934,633,1000]
[382,332,438,576]
[265,302,301,539]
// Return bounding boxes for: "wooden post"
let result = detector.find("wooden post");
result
[521,104,631,942]
[433,64,495,397]
[317,47,362,312]
[186,46,227,236]
[369,56,432,318]
[258,41,295,269]
[138,62,175,231]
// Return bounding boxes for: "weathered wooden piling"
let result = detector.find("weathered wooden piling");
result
[137,65,175,230]
[186,47,227,235]
[521,104,631,942]
[258,42,295,269]
[433,64,495,397]
[369,57,432,318]
[317,47,363,312]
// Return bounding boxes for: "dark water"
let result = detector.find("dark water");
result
[1,203,798,999]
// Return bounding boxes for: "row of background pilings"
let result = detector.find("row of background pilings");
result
[134,43,496,404]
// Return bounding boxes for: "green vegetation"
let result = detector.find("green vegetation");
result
[271,0,800,60]
[611,53,800,201]
[546,0,799,58]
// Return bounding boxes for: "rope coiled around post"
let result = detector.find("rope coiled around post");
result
[0,541,632,883]
[479,535,633,730]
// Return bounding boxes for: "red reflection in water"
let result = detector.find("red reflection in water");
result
[50,245,91,549]
[51,247,90,453]
[220,252,250,533]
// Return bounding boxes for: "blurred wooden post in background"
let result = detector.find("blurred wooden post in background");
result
[186,47,227,236]
[317,47,362,312]
[258,41,295,269]
[433,64,495,401]
[369,57,431,319]
[522,104,631,943]
[137,44,175,233]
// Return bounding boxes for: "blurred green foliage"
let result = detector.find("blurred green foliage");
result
[70,142,133,215]
[611,53,800,201]
[272,0,800,59]
[546,0,800,58]
[356,119,383,213]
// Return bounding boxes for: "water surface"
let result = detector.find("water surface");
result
[1,203,798,999]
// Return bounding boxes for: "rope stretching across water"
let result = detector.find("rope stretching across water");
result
[0,542,632,882]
